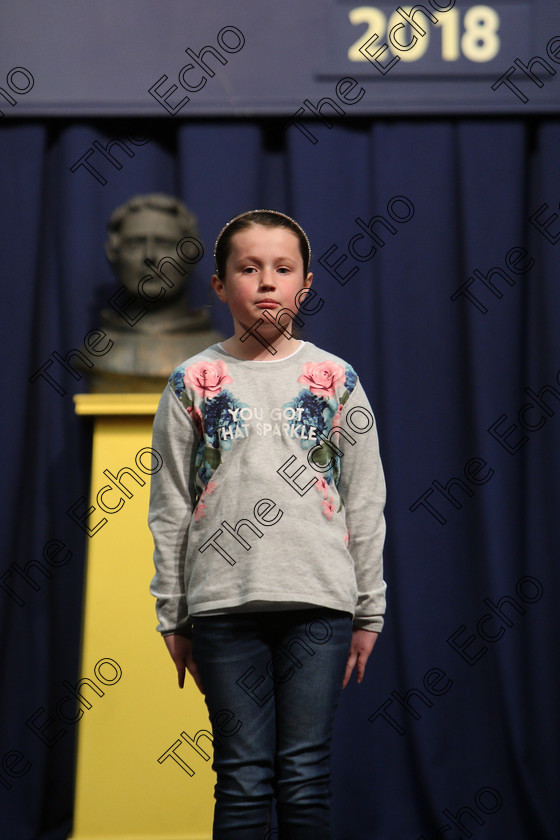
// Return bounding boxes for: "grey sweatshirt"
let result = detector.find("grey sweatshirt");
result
[148,341,387,635]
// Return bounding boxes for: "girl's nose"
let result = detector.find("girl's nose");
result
[259,268,276,288]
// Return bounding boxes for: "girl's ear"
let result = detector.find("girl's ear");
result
[211,274,227,302]
[304,271,313,288]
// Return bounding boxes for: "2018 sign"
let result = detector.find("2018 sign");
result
[0,0,554,115]
[347,4,501,65]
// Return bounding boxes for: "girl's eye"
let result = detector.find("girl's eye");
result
[239,265,292,274]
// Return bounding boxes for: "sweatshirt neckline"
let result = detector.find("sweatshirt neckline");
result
[215,341,308,365]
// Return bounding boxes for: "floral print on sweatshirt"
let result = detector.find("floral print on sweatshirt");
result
[170,358,359,523]
[284,361,358,519]
[170,361,248,509]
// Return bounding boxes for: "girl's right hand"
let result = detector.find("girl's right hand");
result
[163,633,204,694]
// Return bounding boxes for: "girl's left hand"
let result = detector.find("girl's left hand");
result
[343,628,379,688]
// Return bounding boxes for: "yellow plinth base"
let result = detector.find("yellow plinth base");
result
[70,394,214,840]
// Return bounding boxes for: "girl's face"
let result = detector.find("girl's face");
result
[211,224,312,338]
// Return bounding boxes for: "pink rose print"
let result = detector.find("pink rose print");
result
[184,360,233,399]
[332,403,343,430]
[344,531,350,547]
[322,497,336,520]
[186,405,204,436]
[314,477,329,499]
[298,361,345,399]
[194,501,207,522]
[197,480,217,509]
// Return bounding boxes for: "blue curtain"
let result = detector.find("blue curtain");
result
[1,115,558,839]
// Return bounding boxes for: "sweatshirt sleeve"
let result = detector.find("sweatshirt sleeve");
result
[336,379,387,633]
[148,382,200,636]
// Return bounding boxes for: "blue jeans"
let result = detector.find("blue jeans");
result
[191,607,353,840]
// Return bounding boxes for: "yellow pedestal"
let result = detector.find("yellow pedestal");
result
[70,394,214,840]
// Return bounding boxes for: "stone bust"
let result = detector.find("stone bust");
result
[89,193,222,392]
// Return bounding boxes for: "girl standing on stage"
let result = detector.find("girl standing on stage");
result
[149,209,387,840]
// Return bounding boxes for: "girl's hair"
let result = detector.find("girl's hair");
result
[213,210,311,279]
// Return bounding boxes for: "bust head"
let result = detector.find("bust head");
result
[105,193,199,305]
